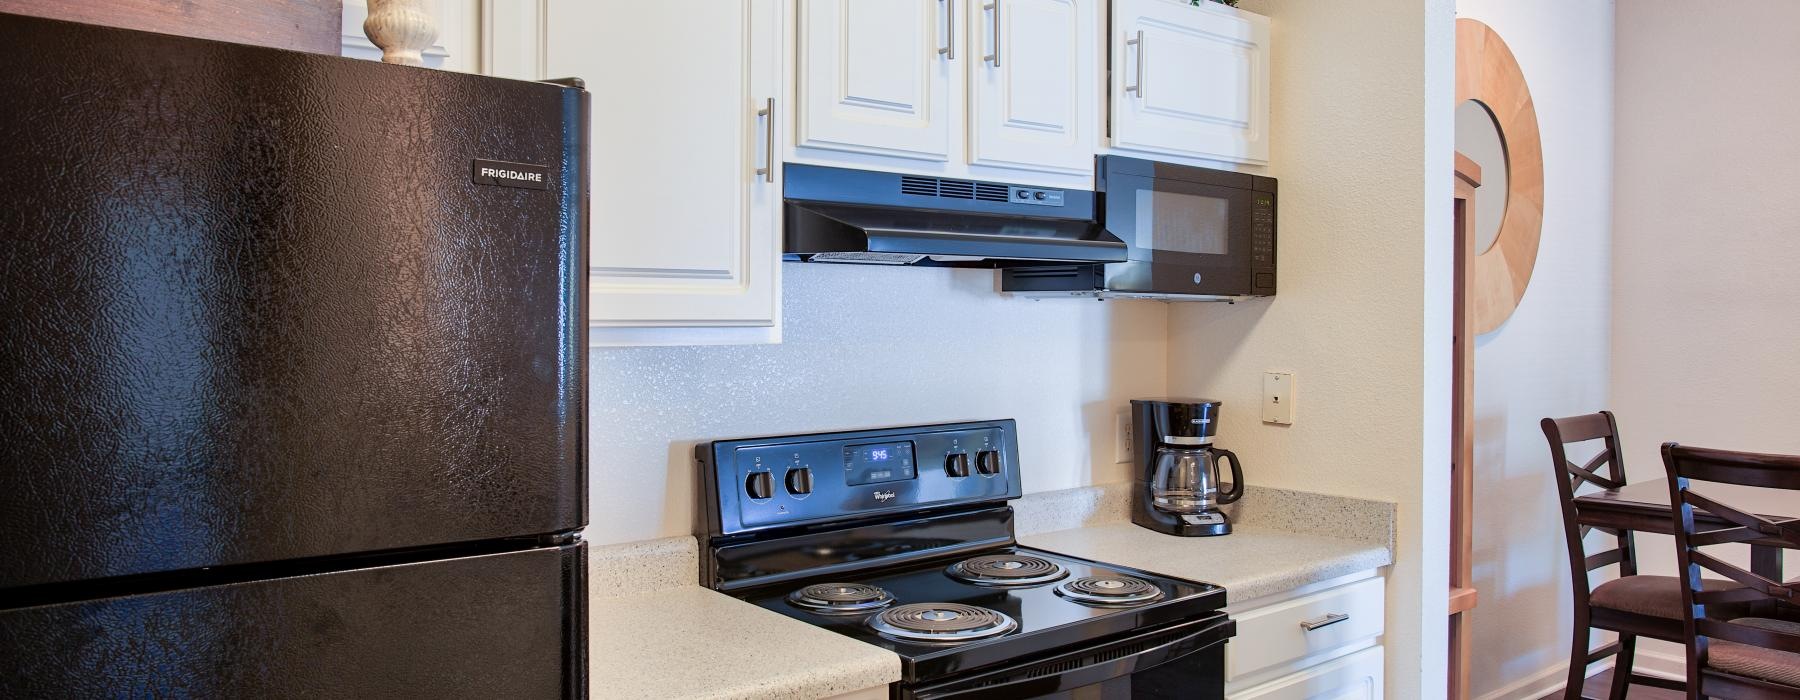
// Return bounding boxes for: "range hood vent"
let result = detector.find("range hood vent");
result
[784,164,1127,268]
[899,175,1010,202]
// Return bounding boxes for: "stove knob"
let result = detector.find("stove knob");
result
[745,471,774,500]
[784,467,814,495]
[944,453,971,478]
[975,450,1001,475]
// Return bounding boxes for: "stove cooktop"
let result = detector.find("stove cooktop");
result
[736,545,1226,682]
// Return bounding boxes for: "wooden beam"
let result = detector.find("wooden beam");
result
[1449,586,1480,614]
[0,0,343,54]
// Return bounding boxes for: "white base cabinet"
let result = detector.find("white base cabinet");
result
[1109,0,1270,165]
[1231,647,1384,700]
[1225,572,1385,700]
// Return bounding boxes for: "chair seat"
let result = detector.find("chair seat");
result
[1709,617,1800,687]
[1590,575,1740,620]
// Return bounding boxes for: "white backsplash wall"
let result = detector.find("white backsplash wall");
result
[587,263,1169,545]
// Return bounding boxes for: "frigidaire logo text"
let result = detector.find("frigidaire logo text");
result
[470,158,550,191]
[479,166,543,184]
[873,490,897,503]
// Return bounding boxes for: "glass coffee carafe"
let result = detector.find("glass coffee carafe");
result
[1150,445,1243,515]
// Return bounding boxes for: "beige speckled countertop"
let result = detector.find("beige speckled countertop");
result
[589,584,898,700]
[1015,482,1396,604]
[1020,523,1392,604]
[583,483,1392,699]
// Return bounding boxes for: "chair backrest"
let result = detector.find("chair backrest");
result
[1541,411,1639,603]
[1661,443,1800,694]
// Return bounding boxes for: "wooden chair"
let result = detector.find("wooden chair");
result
[1661,443,1800,699]
[1542,412,1694,699]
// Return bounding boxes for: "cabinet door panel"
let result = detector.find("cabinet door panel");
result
[1111,0,1268,164]
[968,0,1095,174]
[1229,647,1383,700]
[540,0,779,330]
[797,0,952,160]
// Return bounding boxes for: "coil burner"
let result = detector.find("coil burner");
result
[1054,575,1165,606]
[786,582,895,614]
[868,603,1019,644]
[945,554,1068,587]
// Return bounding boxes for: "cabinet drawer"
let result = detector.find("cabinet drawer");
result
[1227,576,1384,681]
[1229,646,1383,700]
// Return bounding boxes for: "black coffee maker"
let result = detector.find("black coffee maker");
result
[1131,399,1244,537]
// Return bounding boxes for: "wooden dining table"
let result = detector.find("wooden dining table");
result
[1575,478,1791,581]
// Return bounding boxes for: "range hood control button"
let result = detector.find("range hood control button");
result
[785,468,814,496]
[944,453,971,478]
[975,451,1001,475]
[746,471,774,500]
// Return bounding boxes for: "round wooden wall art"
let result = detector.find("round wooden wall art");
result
[1456,19,1543,335]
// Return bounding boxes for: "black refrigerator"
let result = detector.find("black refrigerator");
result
[0,13,589,698]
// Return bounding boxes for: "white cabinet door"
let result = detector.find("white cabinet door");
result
[1110,0,1269,164]
[1230,647,1383,700]
[796,0,953,161]
[966,0,1096,175]
[533,0,781,338]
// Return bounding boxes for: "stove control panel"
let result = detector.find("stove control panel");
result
[697,420,1023,536]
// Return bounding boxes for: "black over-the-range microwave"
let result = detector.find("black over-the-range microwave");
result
[1002,155,1276,300]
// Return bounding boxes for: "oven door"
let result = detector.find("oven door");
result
[905,613,1234,700]
[1101,168,1275,297]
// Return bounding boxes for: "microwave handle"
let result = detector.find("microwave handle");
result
[909,614,1234,700]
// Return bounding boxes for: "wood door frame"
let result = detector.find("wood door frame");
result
[1449,152,1482,700]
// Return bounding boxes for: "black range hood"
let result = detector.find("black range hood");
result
[783,164,1127,267]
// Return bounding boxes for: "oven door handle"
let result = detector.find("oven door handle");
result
[909,614,1236,700]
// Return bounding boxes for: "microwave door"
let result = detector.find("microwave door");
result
[1106,175,1261,294]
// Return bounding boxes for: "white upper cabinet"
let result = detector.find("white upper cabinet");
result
[502,0,782,344]
[966,0,1097,175]
[1110,0,1270,165]
[796,0,953,161]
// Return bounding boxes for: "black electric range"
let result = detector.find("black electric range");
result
[697,420,1234,699]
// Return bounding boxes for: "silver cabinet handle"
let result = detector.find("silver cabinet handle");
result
[1300,613,1349,632]
[939,0,956,59]
[755,97,774,183]
[1125,30,1144,97]
[983,0,1001,66]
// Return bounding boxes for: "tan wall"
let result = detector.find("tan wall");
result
[1612,0,1800,675]
[1445,2,1618,698]
[1174,1,1455,695]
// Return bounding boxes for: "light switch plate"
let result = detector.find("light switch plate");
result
[1262,371,1295,424]
[1114,408,1134,463]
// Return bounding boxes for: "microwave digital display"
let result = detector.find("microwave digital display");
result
[1134,189,1229,255]
[844,441,916,485]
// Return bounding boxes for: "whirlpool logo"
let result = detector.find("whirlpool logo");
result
[471,159,549,190]
[873,490,897,503]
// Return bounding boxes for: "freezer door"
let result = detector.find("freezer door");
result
[0,14,588,588]
[0,543,587,699]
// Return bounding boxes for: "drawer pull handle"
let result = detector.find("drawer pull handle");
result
[1300,612,1349,631]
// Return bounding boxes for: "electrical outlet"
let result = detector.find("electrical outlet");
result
[1263,371,1295,424]
[1114,408,1135,463]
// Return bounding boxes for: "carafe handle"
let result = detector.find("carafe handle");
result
[1213,449,1244,504]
